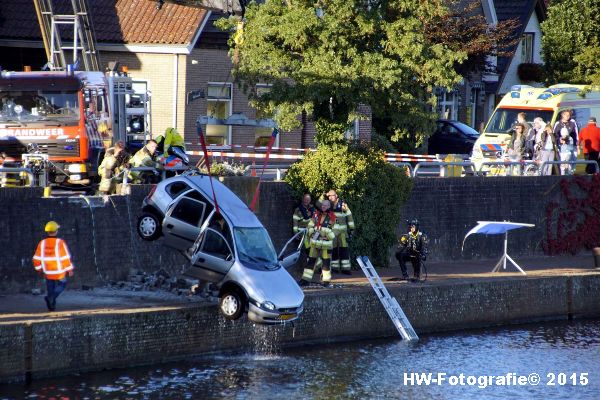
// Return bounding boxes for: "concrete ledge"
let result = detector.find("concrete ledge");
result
[2,273,600,383]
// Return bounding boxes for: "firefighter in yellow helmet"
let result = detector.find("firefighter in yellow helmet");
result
[327,189,355,274]
[298,200,336,288]
[33,221,74,311]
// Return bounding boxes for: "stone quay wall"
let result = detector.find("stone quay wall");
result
[0,175,573,294]
[1,274,599,383]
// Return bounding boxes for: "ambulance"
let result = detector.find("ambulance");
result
[471,84,600,170]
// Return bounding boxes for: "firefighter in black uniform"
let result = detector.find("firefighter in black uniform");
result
[395,219,428,282]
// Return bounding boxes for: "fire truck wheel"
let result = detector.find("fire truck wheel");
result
[137,212,161,241]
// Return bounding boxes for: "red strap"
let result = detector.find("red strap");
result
[249,128,278,212]
[197,124,220,215]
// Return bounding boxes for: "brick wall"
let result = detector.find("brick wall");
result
[2,274,599,383]
[0,176,577,294]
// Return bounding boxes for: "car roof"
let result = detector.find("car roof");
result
[179,174,263,228]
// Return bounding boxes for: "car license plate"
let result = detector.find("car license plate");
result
[279,313,296,320]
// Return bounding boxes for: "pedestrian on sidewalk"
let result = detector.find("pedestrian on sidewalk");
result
[578,117,600,174]
[33,221,74,311]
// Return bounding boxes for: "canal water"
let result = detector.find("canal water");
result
[3,319,600,399]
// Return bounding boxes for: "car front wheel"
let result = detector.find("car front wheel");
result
[137,212,161,241]
[219,290,245,320]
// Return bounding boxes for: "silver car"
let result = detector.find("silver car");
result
[137,174,305,324]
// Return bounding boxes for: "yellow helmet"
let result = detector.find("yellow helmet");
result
[45,221,60,233]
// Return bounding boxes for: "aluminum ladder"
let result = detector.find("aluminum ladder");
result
[356,256,419,341]
[33,0,100,71]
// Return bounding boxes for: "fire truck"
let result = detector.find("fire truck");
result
[0,0,152,188]
[0,68,150,186]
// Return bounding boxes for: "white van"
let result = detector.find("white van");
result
[471,84,600,169]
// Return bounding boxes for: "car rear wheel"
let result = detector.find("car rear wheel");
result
[137,212,161,241]
[219,290,245,320]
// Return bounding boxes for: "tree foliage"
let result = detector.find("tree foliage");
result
[285,143,412,267]
[217,0,466,146]
[424,1,520,77]
[541,0,600,84]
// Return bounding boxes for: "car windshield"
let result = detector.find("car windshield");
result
[485,108,554,134]
[234,227,279,270]
[452,121,480,137]
[0,90,80,125]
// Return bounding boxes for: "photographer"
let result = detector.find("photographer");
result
[395,219,428,282]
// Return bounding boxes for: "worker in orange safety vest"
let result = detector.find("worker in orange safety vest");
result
[33,221,74,311]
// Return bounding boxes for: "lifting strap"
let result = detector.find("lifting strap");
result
[249,128,278,212]
[196,123,220,215]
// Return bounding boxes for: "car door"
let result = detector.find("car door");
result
[277,230,305,270]
[187,228,235,282]
[162,191,211,251]
[428,122,446,154]
[443,123,466,153]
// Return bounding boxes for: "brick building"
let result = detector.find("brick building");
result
[0,0,372,152]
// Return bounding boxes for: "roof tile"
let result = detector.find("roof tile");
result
[0,0,207,45]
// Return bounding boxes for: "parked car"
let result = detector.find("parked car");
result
[137,174,305,324]
[428,120,480,155]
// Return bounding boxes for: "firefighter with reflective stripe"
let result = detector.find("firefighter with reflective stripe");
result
[128,139,161,184]
[292,193,315,250]
[298,200,336,288]
[33,221,74,311]
[327,189,355,274]
[98,141,128,195]
[156,127,186,159]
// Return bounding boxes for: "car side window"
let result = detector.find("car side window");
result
[444,124,458,135]
[170,198,206,227]
[186,190,214,224]
[165,181,191,199]
[201,228,232,260]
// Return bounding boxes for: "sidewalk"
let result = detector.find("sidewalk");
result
[1,254,598,325]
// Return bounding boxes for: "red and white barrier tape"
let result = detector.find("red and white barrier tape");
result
[186,150,304,160]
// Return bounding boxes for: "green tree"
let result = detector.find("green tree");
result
[285,143,412,266]
[217,0,466,146]
[541,0,600,84]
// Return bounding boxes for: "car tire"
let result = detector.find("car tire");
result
[219,290,245,320]
[137,212,161,241]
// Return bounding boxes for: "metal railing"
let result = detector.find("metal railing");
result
[413,161,479,177]
[477,159,599,176]
[0,167,36,187]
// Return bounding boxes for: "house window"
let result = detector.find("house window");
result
[521,33,534,64]
[344,119,359,141]
[254,84,279,147]
[436,88,458,120]
[206,83,232,145]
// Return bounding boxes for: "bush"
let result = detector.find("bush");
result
[202,161,246,176]
[285,142,413,267]
[517,63,545,82]
[370,132,398,153]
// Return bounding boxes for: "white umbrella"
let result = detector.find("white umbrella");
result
[462,221,535,275]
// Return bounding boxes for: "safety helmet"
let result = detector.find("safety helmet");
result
[45,220,60,233]
[408,219,419,229]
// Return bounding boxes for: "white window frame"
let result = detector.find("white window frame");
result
[344,119,360,141]
[206,82,233,146]
[521,33,534,64]
[436,88,458,120]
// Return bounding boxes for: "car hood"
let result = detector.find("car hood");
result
[225,262,304,309]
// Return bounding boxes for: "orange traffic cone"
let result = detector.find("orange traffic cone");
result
[251,161,256,177]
